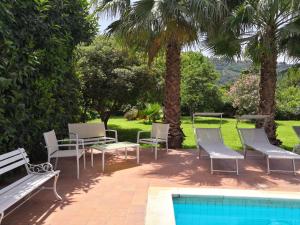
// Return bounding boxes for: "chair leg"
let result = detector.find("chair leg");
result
[266,157,270,174]
[76,157,80,179]
[83,152,86,169]
[166,141,169,152]
[155,145,158,160]
[54,157,59,170]
[244,148,247,159]
[91,148,94,167]
[210,158,213,174]
[236,159,239,175]
[292,159,296,176]
[53,174,62,200]
[0,212,4,225]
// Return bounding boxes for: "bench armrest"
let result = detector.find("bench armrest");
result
[57,138,84,144]
[106,129,118,142]
[27,162,54,174]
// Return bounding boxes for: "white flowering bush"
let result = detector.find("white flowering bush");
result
[228,73,260,115]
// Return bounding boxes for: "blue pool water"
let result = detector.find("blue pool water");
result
[173,195,300,225]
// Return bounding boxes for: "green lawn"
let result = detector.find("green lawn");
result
[90,117,300,150]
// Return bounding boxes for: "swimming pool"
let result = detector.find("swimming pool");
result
[173,195,300,225]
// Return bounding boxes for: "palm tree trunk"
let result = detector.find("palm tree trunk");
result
[258,35,280,145]
[163,40,183,148]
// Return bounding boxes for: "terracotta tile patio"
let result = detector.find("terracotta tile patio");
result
[3,149,300,225]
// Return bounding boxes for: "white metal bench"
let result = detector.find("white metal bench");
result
[0,148,62,224]
[68,123,118,167]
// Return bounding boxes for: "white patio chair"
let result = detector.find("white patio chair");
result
[137,123,169,160]
[44,130,86,179]
[237,115,300,175]
[293,126,300,153]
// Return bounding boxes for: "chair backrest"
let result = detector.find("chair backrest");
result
[238,128,270,146]
[68,123,106,139]
[151,123,169,140]
[0,148,29,175]
[44,130,59,156]
[195,128,223,146]
[293,126,300,140]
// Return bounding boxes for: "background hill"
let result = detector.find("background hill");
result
[210,58,292,84]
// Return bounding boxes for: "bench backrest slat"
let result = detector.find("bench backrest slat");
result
[0,148,29,175]
[68,123,106,139]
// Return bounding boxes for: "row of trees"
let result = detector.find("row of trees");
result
[0,0,96,158]
[94,0,300,146]
[76,37,222,126]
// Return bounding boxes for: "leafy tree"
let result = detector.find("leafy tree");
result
[181,52,222,115]
[0,0,96,160]
[94,0,226,148]
[77,36,161,127]
[208,0,300,144]
[228,72,260,115]
[276,67,300,119]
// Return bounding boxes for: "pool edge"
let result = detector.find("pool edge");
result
[145,187,300,225]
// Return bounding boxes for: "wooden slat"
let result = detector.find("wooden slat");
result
[0,154,25,167]
[0,148,26,161]
[0,174,34,195]
[0,158,29,175]
[0,172,57,212]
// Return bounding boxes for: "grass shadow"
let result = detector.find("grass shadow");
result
[108,124,145,143]
[192,118,229,125]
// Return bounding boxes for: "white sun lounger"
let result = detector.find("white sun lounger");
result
[238,128,300,174]
[195,128,244,175]
[293,126,300,152]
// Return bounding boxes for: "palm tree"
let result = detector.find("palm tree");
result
[208,0,300,144]
[94,0,225,148]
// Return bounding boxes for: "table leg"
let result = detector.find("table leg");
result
[102,151,105,172]
[137,146,140,164]
[125,147,127,159]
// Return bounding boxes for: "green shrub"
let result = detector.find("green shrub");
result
[124,108,139,120]
[141,103,162,123]
[0,0,96,161]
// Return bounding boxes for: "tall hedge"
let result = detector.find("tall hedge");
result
[0,0,96,161]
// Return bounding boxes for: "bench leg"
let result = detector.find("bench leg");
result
[210,158,213,174]
[155,145,158,160]
[53,174,62,201]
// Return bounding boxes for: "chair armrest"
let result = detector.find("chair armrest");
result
[106,129,118,142]
[46,141,84,149]
[137,131,150,142]
[27,162,54,174]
